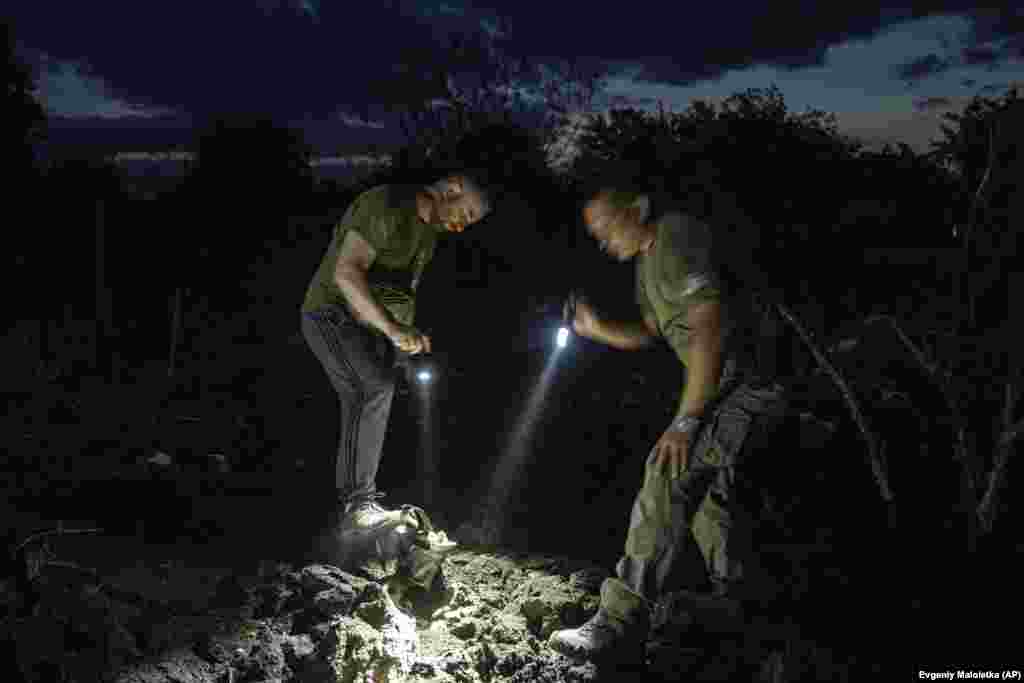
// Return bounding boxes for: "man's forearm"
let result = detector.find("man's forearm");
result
[335,267,397,336]
[590,318,655,350]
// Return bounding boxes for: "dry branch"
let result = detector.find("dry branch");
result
[998,416,1024,450]
[775,302,892,501]
[978,384,1021,532]
[964,116,999,329]
[11,525,105,558]
[868,315,980,491]
[967,118,998,241]
[168,286,183,378]
[863,315,1024,538]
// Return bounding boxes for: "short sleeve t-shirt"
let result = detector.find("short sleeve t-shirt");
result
[301,185,440,326]
[636,202,758,390]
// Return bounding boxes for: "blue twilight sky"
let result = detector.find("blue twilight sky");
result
[8,2,1024,159]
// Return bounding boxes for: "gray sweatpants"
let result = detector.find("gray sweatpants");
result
[607,380,789,623]
[301,304,399,505]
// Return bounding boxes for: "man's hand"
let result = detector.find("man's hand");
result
[649,429,692,479]
[564,294,600,339]
[388,324,432,354]
[563,293,654,350]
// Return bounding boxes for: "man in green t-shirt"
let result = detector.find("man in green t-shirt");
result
[300,173,491,551]
[548,185,788,663]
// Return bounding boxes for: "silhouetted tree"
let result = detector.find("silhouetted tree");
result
[930,87,1023,331]
[453,122,549,186]
[346,29,596,308]
[567,85,968,330]
[1,18,45,189]
[5,17,47,338]
[837,143,959,246]
[569,86,865,313]
[185,113,314,211]
[44,150,124,198]
[357,21,601,183]
[931,87,1022,216]
[178,113,315,297]
[20,150,126,378]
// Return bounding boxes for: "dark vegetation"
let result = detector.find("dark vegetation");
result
[3,14,1021,680]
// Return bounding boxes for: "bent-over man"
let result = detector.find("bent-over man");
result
[548,185,788,662]
[300,174,491,554]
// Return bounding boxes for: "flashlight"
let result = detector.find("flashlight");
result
[563,291,578,326]
[400,351,435,384]
[413,357,434,384]
[555,290,578,349]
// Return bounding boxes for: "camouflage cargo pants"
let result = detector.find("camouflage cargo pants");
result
[607,381,789,622]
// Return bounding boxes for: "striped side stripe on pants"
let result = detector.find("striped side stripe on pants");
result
[300,304,397,505]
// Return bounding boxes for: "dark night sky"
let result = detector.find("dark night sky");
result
[7,2,1024,160]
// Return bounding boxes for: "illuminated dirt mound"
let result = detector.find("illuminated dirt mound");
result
[4,548,829,682]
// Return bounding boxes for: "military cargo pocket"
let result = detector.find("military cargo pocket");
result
[699,402,754,470]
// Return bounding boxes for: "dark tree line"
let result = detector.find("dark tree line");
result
[562,86,963,317]
[1,18,44,190]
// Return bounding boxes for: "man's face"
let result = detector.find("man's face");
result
[435,181,490,233]
[583,197,647,262]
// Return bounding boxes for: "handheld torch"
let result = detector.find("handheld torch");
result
[397,350,436,384]
[556,291,578,349]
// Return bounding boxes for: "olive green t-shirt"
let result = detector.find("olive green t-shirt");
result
[636,202,758,405]
[301,185,443,326]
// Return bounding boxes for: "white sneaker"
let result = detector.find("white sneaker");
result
[339,496,418,539]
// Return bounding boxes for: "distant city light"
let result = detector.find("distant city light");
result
[417,370,432,383]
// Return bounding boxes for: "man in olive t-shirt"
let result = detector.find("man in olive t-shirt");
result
[548,186,788,663]
[300,174,491,545]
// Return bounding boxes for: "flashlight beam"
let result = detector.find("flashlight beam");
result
[479,350,564,532]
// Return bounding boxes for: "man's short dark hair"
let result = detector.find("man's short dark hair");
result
[429,168,494,214]
[595,188,646,214]
[429,168,487,194]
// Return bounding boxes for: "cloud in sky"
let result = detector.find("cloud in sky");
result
[893,54,953,82]
[7,2,1023,155]
[591,12,1024,150]
[337,113,386,129]
[966,7,1024,47]
[962,45,1002,68]
[9,2,500,122]
[888,9,1024,85]
[7,3,1013,119]
[36,58,175,119]
[979,81,1023,94]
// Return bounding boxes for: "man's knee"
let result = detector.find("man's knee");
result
[364,380,396,406]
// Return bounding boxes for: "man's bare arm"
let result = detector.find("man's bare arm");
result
[334,230,398,337]
[676,300,724,418]
[643,311,659,336]
[587,313,657,350]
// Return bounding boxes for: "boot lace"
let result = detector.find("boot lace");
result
[346,491,391,520]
